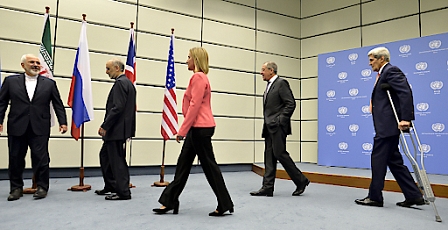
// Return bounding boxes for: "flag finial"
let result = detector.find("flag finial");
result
[171,28,174,34]
[130,22,134,28]
[45,6,50,13]
[82,14,86,21]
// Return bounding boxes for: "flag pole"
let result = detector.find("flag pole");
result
[153,28,176,187]
[152,140,169,187]
[126,21,136,188]
[24,6,53,195]
[69,14,91,192]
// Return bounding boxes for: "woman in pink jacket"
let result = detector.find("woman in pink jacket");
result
[153,47,234,216]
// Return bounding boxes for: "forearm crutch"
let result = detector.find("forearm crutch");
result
[381,83,442,222]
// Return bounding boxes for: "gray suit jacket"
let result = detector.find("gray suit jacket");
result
[101,75,136,141]
[262,77,296,137]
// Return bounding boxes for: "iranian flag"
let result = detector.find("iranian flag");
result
[38,7,56,126]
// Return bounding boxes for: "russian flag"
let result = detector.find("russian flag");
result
[67,19,94,140]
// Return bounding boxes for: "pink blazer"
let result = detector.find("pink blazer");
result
[178,72,216,137]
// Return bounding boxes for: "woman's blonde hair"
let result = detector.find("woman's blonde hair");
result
[189,47,209,74]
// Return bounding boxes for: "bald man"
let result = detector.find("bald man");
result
[95,59,136,200]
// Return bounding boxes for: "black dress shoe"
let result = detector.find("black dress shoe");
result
[95,189,115,195]
[33,187,47,199]
[292,179,310,196]
[105,194,131,200]
[209,208,234,217]
[355,197,383,207]
[153,205,179,214]
[7,188,23,201]
[396,197,425,207]
[250,188,273,197]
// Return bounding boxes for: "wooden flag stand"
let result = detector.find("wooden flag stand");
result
[127,138,136,188]
[69,123,91,192]
[23,176,37,194]
[152,140,170,187]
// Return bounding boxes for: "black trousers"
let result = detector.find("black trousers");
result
[158,127,233,212]
[99,140,130,197]
[263,127,308,190]
[368,135,422,202]
[8,124,50,191]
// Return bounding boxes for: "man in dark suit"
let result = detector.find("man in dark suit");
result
[250,61,310,197]
[0,54,67,201]
[355,47,424,207]
[95,59,136,200]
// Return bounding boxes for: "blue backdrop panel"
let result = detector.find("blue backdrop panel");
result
[318,32,448,175]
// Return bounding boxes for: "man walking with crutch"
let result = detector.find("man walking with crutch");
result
[355,47,424,208]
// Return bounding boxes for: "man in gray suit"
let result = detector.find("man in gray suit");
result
[95,59,136,200]
[0,54,67,201]
[250,61,309,197]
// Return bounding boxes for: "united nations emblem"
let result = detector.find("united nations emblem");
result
[399,45,411,53]
[416,103,429,112]
[348,88,359,96]
[338,106,348,114]
[326,90,336,98]
[430,81,443,90]
[349,124,359,132]
[326,124,336,132]
[429,40,442,49]
[338,142,348,150]
[326,56,336,64]
[361,69,371,77]
[362,143,373,151]
[361,105,370,114]
[419,144,431,154]
[432,123,445,132]
[338,72,348,80]
[415,62,428,71]
[348,53,358,61]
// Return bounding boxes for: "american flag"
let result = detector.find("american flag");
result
[161,32,178,140]
[125,23,136,84]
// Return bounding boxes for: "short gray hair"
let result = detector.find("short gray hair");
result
[21,54,36,63]
[368,47,390,62]
[264,61,278,74]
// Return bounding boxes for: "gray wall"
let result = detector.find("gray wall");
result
[0,0,447,169]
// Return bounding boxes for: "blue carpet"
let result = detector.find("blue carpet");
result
[0,171,447,230]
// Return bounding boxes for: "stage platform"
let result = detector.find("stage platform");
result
[252,162,448,198]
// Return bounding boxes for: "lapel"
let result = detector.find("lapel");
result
[264,77,279,105]
[16,73,31,103]
[372,63,389,98]
[32,76,44,103]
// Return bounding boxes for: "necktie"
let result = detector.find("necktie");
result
[374,73,380,86]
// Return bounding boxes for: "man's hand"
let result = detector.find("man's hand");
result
[60,125,68,134]
[398,120,411,131]
[175,134,184,143]
[98,127,107,137]
[0,124,3,135]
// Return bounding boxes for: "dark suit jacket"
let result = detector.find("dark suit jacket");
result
[0,73,67,136]
[371,63,414,138]
[101,74,136,141]
[262,77,296,137]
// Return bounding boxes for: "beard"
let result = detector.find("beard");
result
[28,67,41,76]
